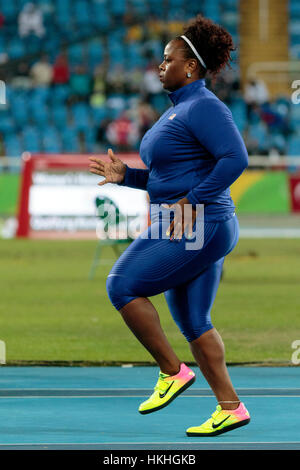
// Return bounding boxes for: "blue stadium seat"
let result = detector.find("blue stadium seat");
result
[221,11,239,35]
[50,85,71,104]
[7,38,26,59]
[90,106,109,124]
[148,0,163,16]
[31,87,50,104]
[290,44,300,59]
[110,0,126,17]
[22,35,44,55]
[0,36,5,57]
[51,104,68,127]
[145,39,163,62]
[61,126,79,152]
[68,43,86,66]
[203,0,221,23]
[4,135,23,157]
[44,36,61,62]
[290,103,300,125]
[248,123,269,151]
[73,0,92,28]
[71,103,91,131]
[22,126,42,153]
[269,133,287,153]
[55,7,74,40]
[287,135,300,155]
[221,0,239,9]
[149,93,169,114]
[108,43,126,66]
[83,127,97,152]
[87,39,103,70]
[229,100,247,132]
[289,20,300,36]
[16,0,32,9]
[169,0,185,8]
[30,101,50,129]
[0,112,15,135]
[131,0,149,15]
[289,1,300,17]
[41,126,62,153]
[0,1,18,20]
[10,94,29,128]
[127,43,144,67]
[55,0,71,20]
[90,2,110,30]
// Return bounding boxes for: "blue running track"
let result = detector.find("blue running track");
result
[0,366,299,450]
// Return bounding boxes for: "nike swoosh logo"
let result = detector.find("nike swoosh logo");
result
[159,381,174,398]
[212,415,231,429]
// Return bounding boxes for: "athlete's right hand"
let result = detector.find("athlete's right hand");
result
[89,148,127,186]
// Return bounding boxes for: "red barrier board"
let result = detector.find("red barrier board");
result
[16,152,147,238]
[289,175,300,212]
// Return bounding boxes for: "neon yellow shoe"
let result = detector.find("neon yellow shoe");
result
[139,363,195,415]
[186,403,250,437]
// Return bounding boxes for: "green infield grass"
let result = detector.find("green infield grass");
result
[0,238,299,364]
[0,173,20,216]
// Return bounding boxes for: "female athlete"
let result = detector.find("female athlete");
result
[89,15,250,437]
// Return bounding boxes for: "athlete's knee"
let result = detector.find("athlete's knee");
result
[106,274,123,309]
[176,321,214,343]
[191,327,225,362]
[106,274,137,311]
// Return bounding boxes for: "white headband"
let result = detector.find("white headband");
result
[181,35,207,69]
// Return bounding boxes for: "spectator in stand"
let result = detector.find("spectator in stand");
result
[106,64,127,94]
[90,65,107,109]
[167,17,185,37]
[126,23,144,42]
[142,63,163,102]
[209,68,240,105]
[126,66,144,94]
[129,101,158,139]
[147,15,165,40]
[18,2,45,38]
[0,12,5,29]
[11,61,32,89]
[105,111,139,152]
[244,78,269,121]
[69,65,92,102]
[90,91,106,109]
[96,117,113,151]
[30,55,53,86]
[260,100,291,138]
[92,64,107,94]
[52,54,70,85]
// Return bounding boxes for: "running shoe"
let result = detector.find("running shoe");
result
[139,363,196,414]
[186,402,250,436]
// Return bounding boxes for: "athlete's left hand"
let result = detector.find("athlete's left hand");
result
[162,197,197,241]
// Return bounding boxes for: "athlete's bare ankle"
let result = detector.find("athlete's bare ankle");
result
[219,401,240,410]
[161,363,181,376]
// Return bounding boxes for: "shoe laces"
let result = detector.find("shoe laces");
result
[211,405,223,419]
[154,372,170,393]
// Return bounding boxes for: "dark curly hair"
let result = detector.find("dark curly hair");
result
[175,15,235,78]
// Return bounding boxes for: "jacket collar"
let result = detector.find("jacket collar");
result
[168,79,206,105]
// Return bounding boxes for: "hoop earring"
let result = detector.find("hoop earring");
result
[186,72,192,78]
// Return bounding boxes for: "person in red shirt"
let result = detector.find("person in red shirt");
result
[106,112,139,152]
[52,54,70,85]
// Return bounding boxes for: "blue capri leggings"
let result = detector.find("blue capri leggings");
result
[106,208,239,342]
